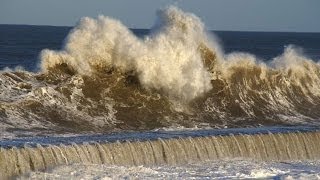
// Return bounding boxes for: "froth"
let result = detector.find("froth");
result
[272,46,320,86]
[1,6,320,135]
[40,6,214,101]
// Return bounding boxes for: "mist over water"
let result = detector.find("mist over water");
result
[0,6,320,137]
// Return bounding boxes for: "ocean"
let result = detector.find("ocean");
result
[1,25,320,71]
[1,6,320,179]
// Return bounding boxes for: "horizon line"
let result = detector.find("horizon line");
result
[1,23,320,34]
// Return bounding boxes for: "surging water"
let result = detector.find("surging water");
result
[1,131,320,178]
[19,160,320,179]
[40,7,216,102]
[0,6,320,136]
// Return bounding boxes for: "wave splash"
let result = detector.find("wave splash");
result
[40,7,215,102]
[1,6,320,136]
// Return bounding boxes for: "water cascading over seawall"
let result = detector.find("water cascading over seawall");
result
[1,127,320,179]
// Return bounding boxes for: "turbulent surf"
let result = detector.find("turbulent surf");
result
[1,6,320,137]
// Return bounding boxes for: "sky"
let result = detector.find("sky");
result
[0,0,320,32]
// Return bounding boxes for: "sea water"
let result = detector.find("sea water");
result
[1,6,320,179]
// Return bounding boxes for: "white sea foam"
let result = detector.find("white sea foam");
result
[40,5,320,105]
[0,6,320,137]
[19,159,320,180]
[40,6,215,102]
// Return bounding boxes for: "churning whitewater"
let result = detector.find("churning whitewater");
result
[0,7,320,137]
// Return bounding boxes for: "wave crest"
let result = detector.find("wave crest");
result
[41,6,214,101]
[0,7,320,136]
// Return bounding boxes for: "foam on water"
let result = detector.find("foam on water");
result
[1,6,320,180]
[0,6,320,137]
[18,160,320,180]
[40,7,215,102]
[1,129,320,178]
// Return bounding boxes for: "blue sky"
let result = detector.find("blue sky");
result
[1,0,319,32]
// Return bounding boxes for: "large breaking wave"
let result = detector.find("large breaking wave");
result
[1,7,320,136]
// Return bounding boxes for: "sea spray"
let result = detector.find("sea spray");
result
[0,7,320,137]
[40,7,214,102]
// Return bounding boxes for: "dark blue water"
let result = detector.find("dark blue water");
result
[0,25,70,71]
[1,24,320,71]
